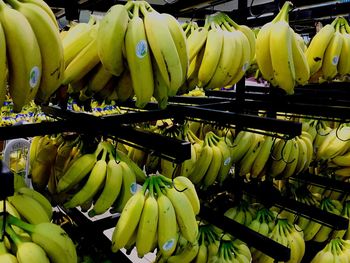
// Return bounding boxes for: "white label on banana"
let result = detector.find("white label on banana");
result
[29,66,40,88]
[224,157,231,166]
[162,238,175,251]
[332,56,339,65]
[136,40,148,58]
[130,182,137,194]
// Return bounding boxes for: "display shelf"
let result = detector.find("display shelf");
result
[240,180,348,230]
[199,205,291,261]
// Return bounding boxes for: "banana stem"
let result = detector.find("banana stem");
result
[132,1,140,18]
[153,176,164,196]
[272,1,292,23]
[223,14,239,29]
[5,224,22,246]
[4,0,20,9]
[6,214,34,234]
[141,178,150,195]
[149,176,154,197]
[0,240,7,255]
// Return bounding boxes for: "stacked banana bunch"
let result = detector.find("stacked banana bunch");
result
[187,131,233,188]
[0,0,64,111]
[183,12,255,92]
[206,235,252,263]
[248,208,277,260]
[55,141,145,216]
[0,213,77,263]
[2,187,52,225]
[256,1,310,94]
[256,218,305,263]
[307,17,350,82]
[224,199,257,226]
[111,175,199,259]
[311,238,350,263]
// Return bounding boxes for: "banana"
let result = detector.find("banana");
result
[165,185,198,243]
[230,131,256,163]
[162,13,188,85]
[152,56,168,109]
[142,6,183,96]
[280,138,299,179]
[7,193,50,224]
[251,136,274,178]
[88,158,123,217]
[97,4,128,76]
[204,29,236,90]
[332,151,350,166]
[0,0,42,112]
[300,133,314,172]
[322,30,343,80]
[188,135,213,184]
[238,134,264,178]
[116,149,147,184]
[63,20,96,67]
[63,25,100,84]
[291,30,310,86]
[64,151,107,209]
[203,134,223,187]
[7,0,64,103]
[226,28,251,86]
[338,19,350,76]
[198,23,224,87]
[269,139,293,178]
[167,242,199,263]
[18,0,58,29]
[125,3,153,108]
[187,27,208,61]
[306,24,335,76]
[57,153,97,193]
[0,21,6,108]
[317,127,350,160]
[111,187,146,252]
[8,216,77,263]
[173,176,200,215]
[214,136,234,184]
[294,136,308,175]
[86,63,113,94]
[183,46,205,92]
[269,20,295,94]
[111,161,137,213]
[136,181,158,257]
[115,68,134,102]
[179,141,196,178]
[155,181,178,257]
[5,224,49,263]
[195,239,208,263]
[16,187,52,219]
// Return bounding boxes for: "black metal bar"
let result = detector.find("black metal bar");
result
[290,173,350,194]
[171,105,302,137]
[199,205,291,261]
[242,182,349,230]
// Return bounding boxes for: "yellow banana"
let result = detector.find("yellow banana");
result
[125,3,153,108]
[291,30,310,86]
[338,21,350,76]
[111,187,146,252]
[97,4,128,76]
[0,0,42,112]
[115,68,134,102]
[203,134,223,187]
[322,30,343,80]
[167,242,199,263]
[173,176,200,215]
[306,24,335,76]
[86,63,113,94]
[0,21,6,108]
[152,57,169,109]
[251,136,274,178]
[187,27,208,61]
[88,158,123,217]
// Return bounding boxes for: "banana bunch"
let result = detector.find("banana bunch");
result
[256,218,305,263]
[311,238,350,263]
[187,131,233,187]
[310,197,343,243]
[111,175,199,259]
[2,186,52,225]
[307,17,350,82]
[339,201,350,240]
[0,0,64,112]
[207,235,252,263]
[316,125,350,161]
[182,11,254,93]
[224,199,257,226]
[256,1,310,94]
[268,132,313,179]
[2,213,77,263]
[55,141,143,216]
[248,208,277,261]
